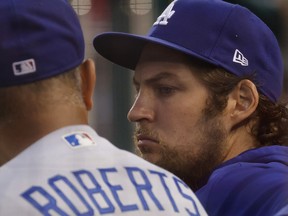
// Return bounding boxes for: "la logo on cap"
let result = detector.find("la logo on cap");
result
[12,59,36,76]
[154,0,177,26]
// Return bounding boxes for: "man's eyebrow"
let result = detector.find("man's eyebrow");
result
[133,72,178,86]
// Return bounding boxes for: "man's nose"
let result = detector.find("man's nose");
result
[127,91,155,123]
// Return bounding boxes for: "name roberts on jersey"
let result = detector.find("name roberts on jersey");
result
[22,166,200,215]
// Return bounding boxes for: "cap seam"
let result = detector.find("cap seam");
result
[208,5,236,58]
[12,0,25,52]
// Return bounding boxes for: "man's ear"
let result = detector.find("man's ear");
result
[79,58,96,111]
[228,79,259,126]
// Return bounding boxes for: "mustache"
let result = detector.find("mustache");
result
[134,126,160,140]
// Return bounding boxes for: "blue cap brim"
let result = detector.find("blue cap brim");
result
[93,32,219,71]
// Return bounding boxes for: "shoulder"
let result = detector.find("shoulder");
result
[275,205,288,216]
[196,147,288,216]
[198,160,288,198]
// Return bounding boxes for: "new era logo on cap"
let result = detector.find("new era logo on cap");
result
[12,59,36,76]
[233,49,248,66]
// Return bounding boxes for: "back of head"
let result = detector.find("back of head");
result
[0,0,84,87]
[0,0,88,164]
[0,0,84,117]
[0,0,85,119]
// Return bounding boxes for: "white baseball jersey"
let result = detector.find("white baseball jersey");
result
[0,125,207,216]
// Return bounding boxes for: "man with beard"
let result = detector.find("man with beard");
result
[0,0,208,215]
[93,0,288,215]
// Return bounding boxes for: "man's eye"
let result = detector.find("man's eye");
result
[157,86,176,95]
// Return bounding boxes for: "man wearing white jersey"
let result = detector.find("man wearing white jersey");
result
[0,0,207,215]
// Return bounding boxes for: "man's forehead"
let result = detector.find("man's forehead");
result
[139,42,188,63]
[132,62,203,89]
[133,71,179,84]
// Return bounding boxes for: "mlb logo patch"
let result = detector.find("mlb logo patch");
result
[63,132,96,148]
[12,58,36,76]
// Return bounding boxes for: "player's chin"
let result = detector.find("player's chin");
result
[137,146,163,164]
[141,152,162,164]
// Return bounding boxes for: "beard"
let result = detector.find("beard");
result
[133,115,228,191]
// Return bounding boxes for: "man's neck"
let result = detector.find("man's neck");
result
[0,106,88,166]
[223,126,259,162]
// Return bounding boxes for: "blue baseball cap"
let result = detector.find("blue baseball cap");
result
[93,0,283,103]
[0,0,84,87]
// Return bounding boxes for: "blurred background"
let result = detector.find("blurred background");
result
[70,0,288,152]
